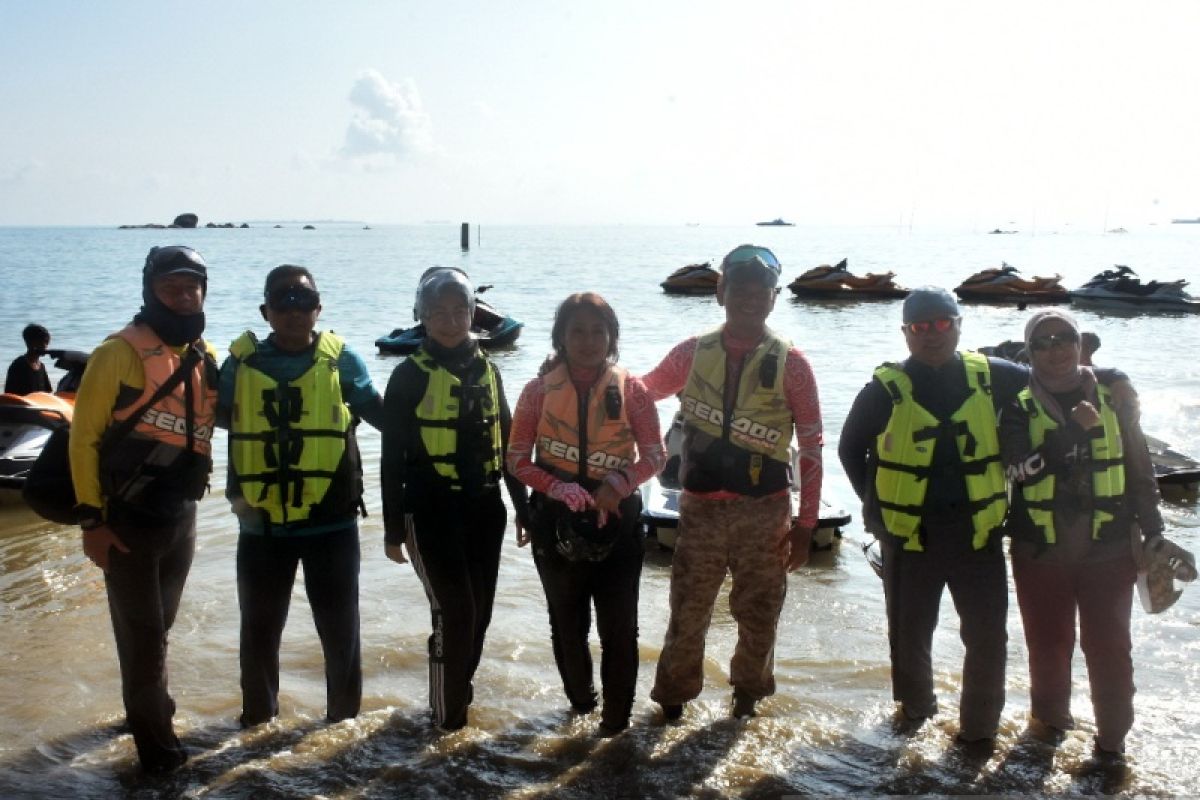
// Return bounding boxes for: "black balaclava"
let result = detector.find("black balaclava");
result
[135,245,208,346]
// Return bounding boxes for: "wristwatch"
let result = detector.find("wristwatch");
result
[76,505,105,531]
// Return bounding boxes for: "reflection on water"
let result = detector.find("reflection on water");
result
[1,224,1198,797]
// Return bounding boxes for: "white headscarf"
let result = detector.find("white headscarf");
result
[1023,308,1096,423]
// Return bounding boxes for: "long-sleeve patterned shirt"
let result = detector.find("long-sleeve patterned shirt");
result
[640,334,824,529]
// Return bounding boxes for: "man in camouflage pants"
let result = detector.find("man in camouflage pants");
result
[641,244,824,720]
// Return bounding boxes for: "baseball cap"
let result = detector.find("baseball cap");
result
[902,286,959,323]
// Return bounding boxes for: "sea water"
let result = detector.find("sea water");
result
[0,223,1197,798]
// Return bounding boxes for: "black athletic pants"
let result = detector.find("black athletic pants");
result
[103,503,196,772]
[236,524,362,725]
[533,519,644,726]
[407,490,507,729]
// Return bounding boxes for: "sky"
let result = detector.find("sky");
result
[2,0,1200,229]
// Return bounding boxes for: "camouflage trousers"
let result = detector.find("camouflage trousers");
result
[651,492,790,704]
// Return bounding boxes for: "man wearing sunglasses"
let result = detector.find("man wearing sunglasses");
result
[641,244,824,721]
[838,286,1027,745]
[217,265,384,728]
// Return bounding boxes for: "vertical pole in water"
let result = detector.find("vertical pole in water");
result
[461,223,470,251]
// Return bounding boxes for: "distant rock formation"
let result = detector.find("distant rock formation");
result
[120,214,250,229]
[303,224,316,230]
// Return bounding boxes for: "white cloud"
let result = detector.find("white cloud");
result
[340,69,435,164]
[0,158,43,185]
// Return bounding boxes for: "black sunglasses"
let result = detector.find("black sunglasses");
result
[267,286,321,312]
[1029,330,1079,352]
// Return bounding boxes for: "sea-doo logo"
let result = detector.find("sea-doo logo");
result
[539,436,631,471]
[681,397,782,448]
[140,408,215,441]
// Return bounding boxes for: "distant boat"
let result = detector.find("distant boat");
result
[988,228,1018,234]
[1171,218,1200,224]
[756,218,795,227]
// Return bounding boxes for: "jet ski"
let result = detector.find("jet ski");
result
[0,350,88,506]
[954,262,1069,304]
[787,258,908,299]
[1069,266,1200,312]
[661,262,720,295]
[640,412,851,551]
[1146,435,1200,503]
[376,289,523,355]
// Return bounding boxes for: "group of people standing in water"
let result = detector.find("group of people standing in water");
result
[64,242,1191,775]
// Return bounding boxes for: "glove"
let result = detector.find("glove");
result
[547,481,594,513]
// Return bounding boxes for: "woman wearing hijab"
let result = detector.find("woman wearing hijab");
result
[1000,308,1191,761]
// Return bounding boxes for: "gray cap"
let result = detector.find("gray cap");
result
[902,286,960,323]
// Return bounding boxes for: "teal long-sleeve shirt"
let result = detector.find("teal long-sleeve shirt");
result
[216,331,384,535]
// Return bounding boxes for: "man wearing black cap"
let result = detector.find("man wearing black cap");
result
[641,244,824,721]
[70,245,218,773]
[838,286,1027,743]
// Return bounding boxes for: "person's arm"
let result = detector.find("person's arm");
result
[504,377,557,494]
[601,375,666,498]
[381,361,420,549]
[784,348,823,530]
[494,368,531,530]
[214,353,238,429]
[69,338,142,514]
[70,338,143,571]
[338,345,385,430]
[837,378,890,500]
[1109,377,1164,536]
[640,338,696,401]
[987,357,1030,408]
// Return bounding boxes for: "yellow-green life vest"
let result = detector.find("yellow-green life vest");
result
[679,327,794,496]
[1017,383,1125,543]
[410,348,504,491]
[873,352,1008,551]
[228,331,353,526]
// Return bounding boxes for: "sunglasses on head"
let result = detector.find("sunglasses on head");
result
[725,245,781,270]
[904,317,958,335]
[1029,329,1079,352]
[267,286,320,312]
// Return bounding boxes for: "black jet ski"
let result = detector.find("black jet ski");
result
[1069,266,1200,312]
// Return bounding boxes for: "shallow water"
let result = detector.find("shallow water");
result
[1,224,1197,798]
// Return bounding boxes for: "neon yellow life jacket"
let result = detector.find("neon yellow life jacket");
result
[1017,383,1125,542]
[535,362,635,482]
[873,352,1008,551]
[679,327,794,496]
[410,348,503,491]
[228,331,356,526]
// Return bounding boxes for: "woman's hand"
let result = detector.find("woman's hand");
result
[593,483,622,517]
[547,481,594,512]
[1070,400,1101,429]
[515,519,531,548]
